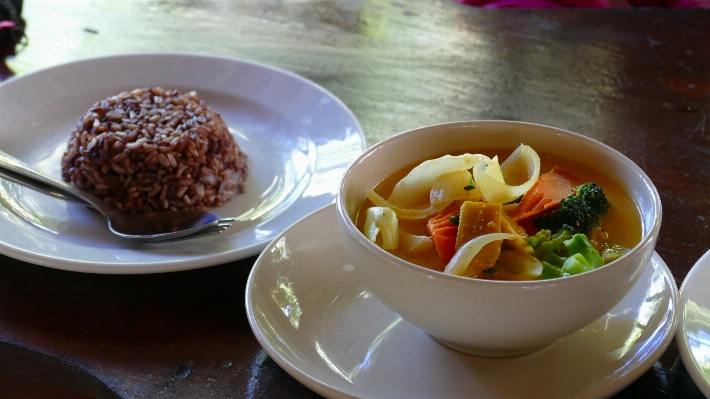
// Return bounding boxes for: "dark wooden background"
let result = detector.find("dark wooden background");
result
[1,1,709,398]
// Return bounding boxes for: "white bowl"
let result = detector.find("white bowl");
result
[336,121,662,357]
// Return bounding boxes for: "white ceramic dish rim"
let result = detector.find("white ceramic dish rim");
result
[247,204,678,399]
[337,120,662,289]
[0,52,366,273]
[676,249,710,397]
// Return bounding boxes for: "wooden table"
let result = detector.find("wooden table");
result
[1,1,709,398]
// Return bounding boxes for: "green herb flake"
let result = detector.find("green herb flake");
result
[503,194,524,205]
[463,175,475,191]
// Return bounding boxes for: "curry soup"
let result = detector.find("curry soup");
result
[356,148,642,273]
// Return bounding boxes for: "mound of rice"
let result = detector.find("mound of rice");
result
[61,87,247,213]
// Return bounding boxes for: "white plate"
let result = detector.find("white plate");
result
[0,53,365,274]
[676,249,710,397]
[247,204,679,399]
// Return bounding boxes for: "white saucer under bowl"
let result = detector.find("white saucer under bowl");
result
[676,249,710,397]
[246,204,679,399]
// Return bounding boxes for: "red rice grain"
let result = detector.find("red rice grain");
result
[61,87,247,213]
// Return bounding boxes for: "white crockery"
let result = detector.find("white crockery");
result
[336,121,662,357]
[246,205,677,399]
[676,249,710,397]
[0,53,365,274]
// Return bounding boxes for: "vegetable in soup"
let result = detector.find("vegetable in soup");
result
[357,145,641,280]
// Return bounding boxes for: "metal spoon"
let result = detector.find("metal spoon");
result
[0,150,230,242]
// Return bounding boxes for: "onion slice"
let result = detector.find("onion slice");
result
[473,145,540,204]
[367,190,446,220]
[388,154,491,208]
[363,206,399,249]
[430,170,483,207]
[444,233,515,276]
[399,231,433,252]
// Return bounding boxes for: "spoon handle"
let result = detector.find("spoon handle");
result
[0,150,112,216]
[0,167,87,205]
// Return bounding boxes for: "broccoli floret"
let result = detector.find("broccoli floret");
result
[532,182,610,235]
[562,254,595,275]
[561,235,603,275]
[529,229,605,278]
[528,229,553,250]
[544,253,566,268]
[528,229,573,261]
[576,183,610,216]
[538,261,569,280]
[564,233,604,269]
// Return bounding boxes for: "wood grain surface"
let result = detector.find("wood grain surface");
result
[1,1,709,397]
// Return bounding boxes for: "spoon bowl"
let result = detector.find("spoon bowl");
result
[107,211,222,240]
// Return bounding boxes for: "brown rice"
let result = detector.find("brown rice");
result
[61,87,247,213]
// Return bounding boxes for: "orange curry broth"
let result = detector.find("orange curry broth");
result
[356,148,642,273]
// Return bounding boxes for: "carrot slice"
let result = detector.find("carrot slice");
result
[426,203,461,263]
[511,166,582,223]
